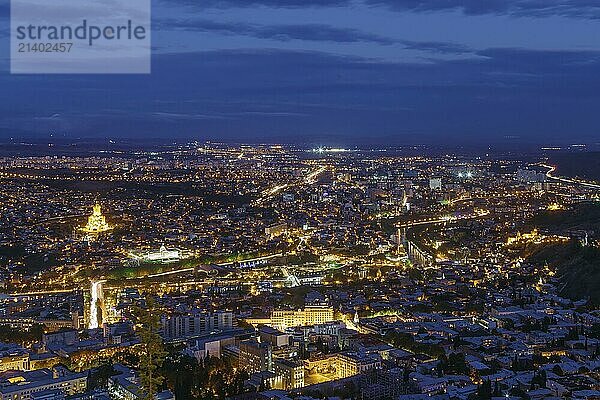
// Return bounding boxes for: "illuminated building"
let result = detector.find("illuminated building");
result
[0,344,30,372]
[429,178,442,190]
[335,352,381,379]
[129,245,182,264]
[547,203,564,211]
[273,360,304,390]
[0,366,87,400]
[160,311,234,339]
[265,223,287,237]
[304,352,381,380]
[271,305,335,330]
[81,204,112,234]
[506,229,539,245]
[239,339,273,374]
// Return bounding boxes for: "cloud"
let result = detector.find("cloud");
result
[34,113,63,120]
[157,19,397,45]
[158,18,473,52]
[365,0,600,19]
[0,2,7,16]
[401,40,471,54]
[2,47,600,142]
[234,111,309,117]
[162,0,349,9]
[152,110,309,120]
[152,112,231,120]
[473,48,600,76]
[251,24,396,44]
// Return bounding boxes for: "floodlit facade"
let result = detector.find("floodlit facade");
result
[130,245,182,264]
[0,344,30,372]
[271,305,335,330]
[81,204,112,234]
[160,311,234,339]
[273,359,304,390]
[239,339,273,374]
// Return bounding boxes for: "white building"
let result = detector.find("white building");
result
[429,178,442,190]
[129,245,182,264]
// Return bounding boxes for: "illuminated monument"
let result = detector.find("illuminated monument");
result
[129,245,182,265]
[81,204,112,234]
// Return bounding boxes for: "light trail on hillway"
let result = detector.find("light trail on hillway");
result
[135,253,283,279]
[396,209,490,230]
[4,253,285,296]
[540,164,600,190]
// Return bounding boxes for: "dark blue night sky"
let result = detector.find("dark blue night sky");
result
[1,0,600,145]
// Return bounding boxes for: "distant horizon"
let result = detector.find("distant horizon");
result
[1,133,599,155]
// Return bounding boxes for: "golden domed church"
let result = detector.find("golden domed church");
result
[81,204,112,233]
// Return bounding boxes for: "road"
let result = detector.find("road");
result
[253,165,327,205]
[396,209,490,230]
[541,164,600,190]
[4,289,76,296]
[130,253,284,279]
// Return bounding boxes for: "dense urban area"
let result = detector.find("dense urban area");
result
[0,143,599,400]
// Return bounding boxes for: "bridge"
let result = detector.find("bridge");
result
[406,241,434,266]
[281,266,301,287]
[217,253,283,268]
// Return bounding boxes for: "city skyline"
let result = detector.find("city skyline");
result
[1,2,600,400]
[0,143,599,399]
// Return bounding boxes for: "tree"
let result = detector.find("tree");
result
[552,365,563,376]
[493,381,501,397]
[89,363,117,390]
[134,296,167,400]
[439,353,469,375]
[0,324,44,346]
[476,379,492,400]
[531,370,547,389]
